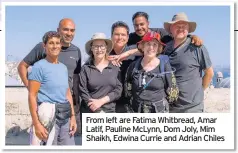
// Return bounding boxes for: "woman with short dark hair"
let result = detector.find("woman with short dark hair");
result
[28,31,77,145]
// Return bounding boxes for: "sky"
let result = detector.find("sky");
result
[4,5,231,85]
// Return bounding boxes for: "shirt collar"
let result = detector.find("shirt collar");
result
[86,58,114,69]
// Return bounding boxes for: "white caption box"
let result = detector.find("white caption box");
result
[82,113,234,150]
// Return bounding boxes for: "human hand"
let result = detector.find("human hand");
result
[107,55,122,67]
[191,35,203,46]
[116,52,130,62]
[88,99,105,112]
[108,51,130,66]
[108,55,119,61]
[69,115,77,136]
[34,123,48,141]
[112,60,122,67]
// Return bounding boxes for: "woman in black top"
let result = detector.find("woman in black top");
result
[124,31,179,113]
[79,33,122,113]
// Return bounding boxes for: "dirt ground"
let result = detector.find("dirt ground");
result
[204,88,230,113]
[5,88,230,145]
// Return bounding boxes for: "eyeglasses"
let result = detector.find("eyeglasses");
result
[91,45,107,50]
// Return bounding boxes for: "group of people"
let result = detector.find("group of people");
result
[17,12,214,145]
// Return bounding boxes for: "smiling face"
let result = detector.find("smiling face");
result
[57,19,75,46]
[142,39,160,58]
[170,21,189,40]
[111,26,129,49]
[44,37,62,58]
[91,40,107,60]
[133,16,149,37]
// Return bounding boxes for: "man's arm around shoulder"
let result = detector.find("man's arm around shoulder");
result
[18,61,30,88]
[17,42,45,89]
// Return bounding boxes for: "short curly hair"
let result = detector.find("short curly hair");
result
[42,31,61,44]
